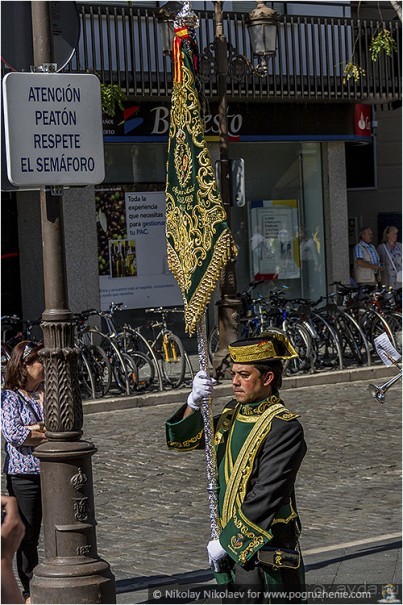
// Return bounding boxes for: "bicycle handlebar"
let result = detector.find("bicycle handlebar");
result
[145,307,184,314]
[73,309,99,321]
[109,302,125,312]
[1,315,23,324]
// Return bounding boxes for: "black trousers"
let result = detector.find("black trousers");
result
[224,560,305,604]
[7,474,42,599]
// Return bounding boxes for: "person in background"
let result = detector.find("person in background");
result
[1,495,25,604]
[1,342,47,604]
[353,226,382,286]
[377,226,402,289]
[298,228,320,298]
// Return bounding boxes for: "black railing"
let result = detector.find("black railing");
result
[62,5,401,103]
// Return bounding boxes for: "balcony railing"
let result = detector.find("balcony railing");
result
[64,4,401,103]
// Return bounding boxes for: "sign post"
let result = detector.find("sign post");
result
[2,2,116,602]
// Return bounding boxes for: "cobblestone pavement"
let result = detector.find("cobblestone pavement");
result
[2,376,401,602]
[79,377,401,591]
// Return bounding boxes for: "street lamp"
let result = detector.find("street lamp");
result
[247,1,280,75]
[158,1,280,377]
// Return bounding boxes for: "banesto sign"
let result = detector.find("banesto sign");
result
[3,72,105,187]
[149,106,243,136]
[103,103,244,138]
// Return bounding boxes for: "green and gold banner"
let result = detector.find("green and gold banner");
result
[166,26,237,335]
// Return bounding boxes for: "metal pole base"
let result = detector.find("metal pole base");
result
[30,440,116,604]
[30,561,115,604]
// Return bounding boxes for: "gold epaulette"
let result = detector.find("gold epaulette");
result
[275,410,299,421]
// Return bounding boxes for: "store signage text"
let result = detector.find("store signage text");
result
[149,106,243,136]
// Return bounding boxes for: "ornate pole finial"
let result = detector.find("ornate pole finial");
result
[174,1,199,29]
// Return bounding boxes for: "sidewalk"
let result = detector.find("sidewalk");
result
[115,534,401,603]
[82,362,398,414]
[7,367,399,604]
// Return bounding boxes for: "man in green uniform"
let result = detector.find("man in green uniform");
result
[166,334,307,603]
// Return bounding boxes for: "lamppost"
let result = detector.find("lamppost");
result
[27,3,115,602]
[158,1,280,377]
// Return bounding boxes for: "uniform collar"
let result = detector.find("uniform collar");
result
[239,392,282,416]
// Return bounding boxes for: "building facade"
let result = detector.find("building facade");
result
[1,1,401,345]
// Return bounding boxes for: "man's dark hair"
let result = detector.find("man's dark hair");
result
[253,360,283,390]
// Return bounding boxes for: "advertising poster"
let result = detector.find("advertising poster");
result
[96,186,182,309]
[250,200,300,281]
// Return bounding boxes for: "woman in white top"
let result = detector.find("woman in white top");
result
[377,226,402,289]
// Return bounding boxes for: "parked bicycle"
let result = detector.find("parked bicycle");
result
[144,307,193,388]
[73,311,113,399]
[332,282,401,358]
[80,306,156,395]
[208,283,315,374]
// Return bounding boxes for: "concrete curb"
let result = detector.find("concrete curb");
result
[82,364,398,415]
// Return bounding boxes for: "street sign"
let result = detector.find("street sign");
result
[2,73,105,187]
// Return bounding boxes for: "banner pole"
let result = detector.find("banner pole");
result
[197,312,220,539]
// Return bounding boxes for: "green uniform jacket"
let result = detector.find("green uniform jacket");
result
[166,394,307,570]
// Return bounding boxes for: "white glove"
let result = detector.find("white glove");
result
[187,371,215,410]
[207,539,227,572]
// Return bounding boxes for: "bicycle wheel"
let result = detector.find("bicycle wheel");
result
[355,308,391,352]
[1,344,11,387]
[112,351,138,393]
[128,351,155,392]
[310,313,343,370]
[123,330,163,391]
[160,332,186,388]
[78,352,96,399]
[388,312,402,355]
[283,321,312,374]
[371,312,402,355]
[336,313,369,365]
[86,329,131,394]
[208,326,219,363]
[86,345,112,397]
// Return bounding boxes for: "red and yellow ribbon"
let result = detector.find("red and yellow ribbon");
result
[173,26,190,83]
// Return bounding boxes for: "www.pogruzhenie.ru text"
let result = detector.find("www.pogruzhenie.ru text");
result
[151,587,375,601]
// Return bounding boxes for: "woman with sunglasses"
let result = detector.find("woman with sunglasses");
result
[1,341,47,604]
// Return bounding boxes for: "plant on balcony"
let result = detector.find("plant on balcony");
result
[343,61,366,84]
[100,83,127,117]
[369,28,398,60]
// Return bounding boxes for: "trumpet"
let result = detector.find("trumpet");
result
[368,369,402,403]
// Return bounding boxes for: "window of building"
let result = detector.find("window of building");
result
[103,140,326,306]
[226,141,325,301]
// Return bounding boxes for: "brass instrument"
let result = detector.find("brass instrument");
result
[368,369,402,403]
[368,338,402,402]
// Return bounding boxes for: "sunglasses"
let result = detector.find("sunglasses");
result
[22,342,38,361]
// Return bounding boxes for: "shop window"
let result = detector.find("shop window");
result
[229,141,326,302]
[104,143,168,183]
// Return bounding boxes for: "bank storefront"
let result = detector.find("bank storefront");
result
[97,100,369,320]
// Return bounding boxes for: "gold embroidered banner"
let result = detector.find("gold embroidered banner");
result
[166,27,237,335]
